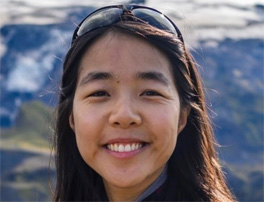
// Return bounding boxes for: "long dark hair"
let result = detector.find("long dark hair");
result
[53,21,236,201]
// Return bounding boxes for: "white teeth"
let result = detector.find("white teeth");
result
[125,144,131,152]
[119,144,125,152]
[114,144,118,151]
[131,143,136,150]
[106,143,143,152]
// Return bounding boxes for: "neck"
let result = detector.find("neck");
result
[103,166,165,202]
[104,184,141,202]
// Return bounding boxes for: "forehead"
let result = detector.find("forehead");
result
[78,30,174,82]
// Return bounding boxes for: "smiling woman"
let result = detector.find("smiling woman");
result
[53,4,236,202]
[69,31,187,201]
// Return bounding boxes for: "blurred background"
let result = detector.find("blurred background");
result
[0,0,263,201]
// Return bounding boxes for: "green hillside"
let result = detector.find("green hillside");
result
[1,101,54,152]
[1,101,56,201]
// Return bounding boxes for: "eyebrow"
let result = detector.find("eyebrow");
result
[79,71,113,86]
[79,71,170,86]
[135,71,169,86]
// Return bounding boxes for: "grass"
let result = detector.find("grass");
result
[1,101,55,153]
[0,101,56,201]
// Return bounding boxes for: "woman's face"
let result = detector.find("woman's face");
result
[70,31,189,195]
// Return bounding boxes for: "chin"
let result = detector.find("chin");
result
[104,174,145,188]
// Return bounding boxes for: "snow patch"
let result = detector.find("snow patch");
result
[5,29,71,92]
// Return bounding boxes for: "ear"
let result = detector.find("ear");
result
[178,106,191,134]
[69,113,75,132]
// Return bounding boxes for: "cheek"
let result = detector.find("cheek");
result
[72,105,104,160]
[149,104,180,131]
[146,105,180,147]
[145,109,179,169]
[73,102,103,134]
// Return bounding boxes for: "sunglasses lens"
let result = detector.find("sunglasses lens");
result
[73,5,183,44]
[77,8,123,37]
[132,9,177,34]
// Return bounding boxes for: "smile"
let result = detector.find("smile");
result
[106,143,143,152]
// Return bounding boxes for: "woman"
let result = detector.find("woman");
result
[53,5,236,201]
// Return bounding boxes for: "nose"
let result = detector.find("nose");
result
[108,98,142,128]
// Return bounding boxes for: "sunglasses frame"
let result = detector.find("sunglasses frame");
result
[71,5,184,44]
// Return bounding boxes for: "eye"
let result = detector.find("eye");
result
[88,91,110,97]
[141,90,162,97]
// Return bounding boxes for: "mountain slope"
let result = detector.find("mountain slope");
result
[1,101,54,152]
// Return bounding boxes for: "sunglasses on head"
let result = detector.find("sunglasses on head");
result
[71,5,184,44]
